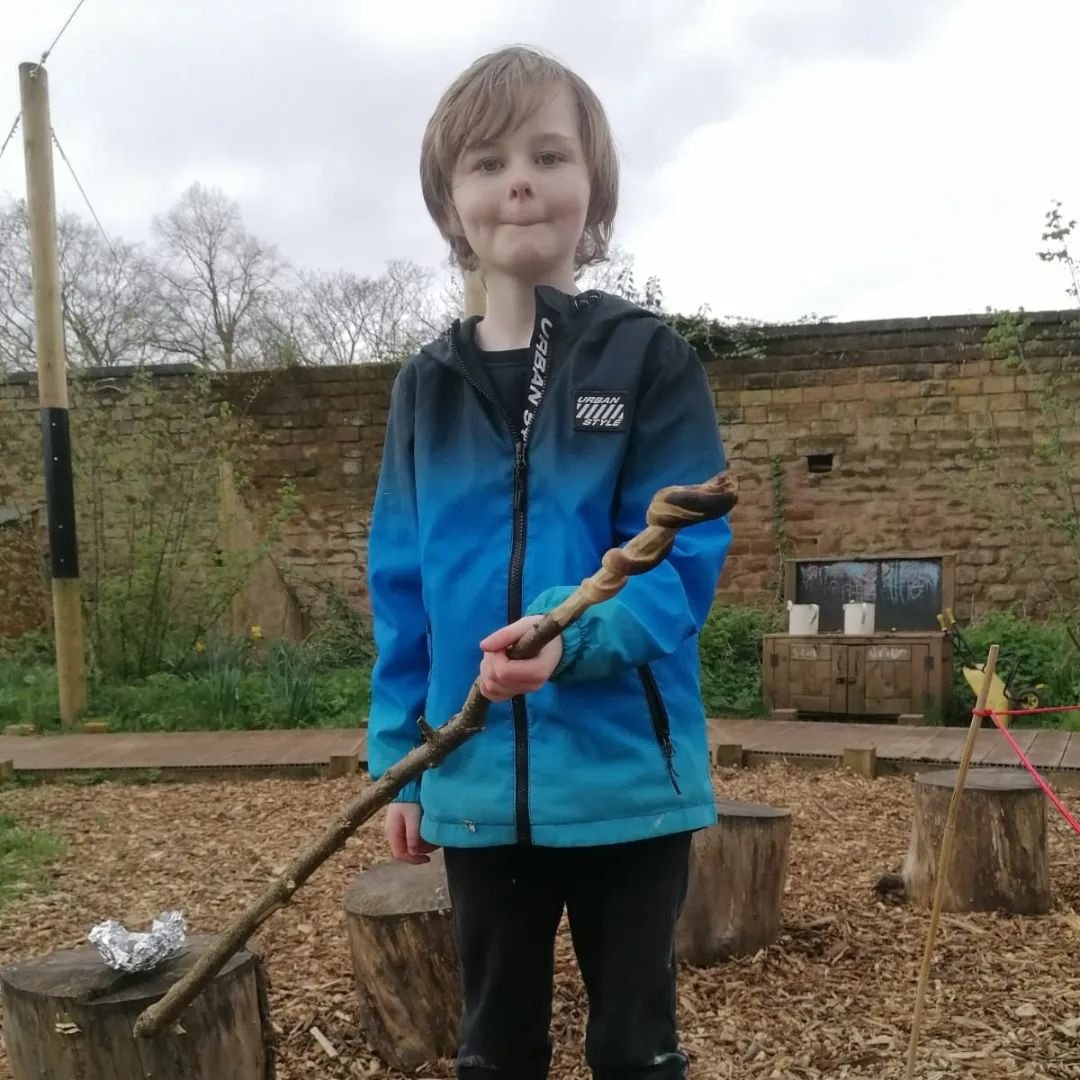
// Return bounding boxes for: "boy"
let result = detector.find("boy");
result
[366,45,732,1080]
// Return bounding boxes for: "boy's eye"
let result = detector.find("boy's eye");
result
[537,152,563,166]
[477,158,501,173]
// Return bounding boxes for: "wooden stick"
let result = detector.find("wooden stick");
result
[133,470,738,1038]
[904,644,999,1079]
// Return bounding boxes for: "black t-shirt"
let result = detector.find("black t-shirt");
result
[475,345,531,430]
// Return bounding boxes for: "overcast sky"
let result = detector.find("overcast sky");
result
[2,0,1077,324]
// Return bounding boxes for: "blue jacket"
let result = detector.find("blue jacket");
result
[366,285,731,848]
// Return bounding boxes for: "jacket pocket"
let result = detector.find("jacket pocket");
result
[638,664,681,794]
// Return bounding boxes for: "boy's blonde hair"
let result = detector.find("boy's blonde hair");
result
[420,45,619,272]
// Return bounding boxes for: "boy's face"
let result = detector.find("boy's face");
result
[449,82,591,283]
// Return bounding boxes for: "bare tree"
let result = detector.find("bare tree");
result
[0,201,38,373]
[57,213,162,368]
[0,199,162,372]
[250,281,314,368]
[364,259,449,361]
[273,260,454,367]
[1,183,661,379]
[152,182,284,370]
[295,268,380,366]
[578,243,664,311]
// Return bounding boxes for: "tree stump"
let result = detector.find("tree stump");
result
[901,768,1051,914]
[675,799,792,966]
[344,849,462,1071]
[0,933,272,1080]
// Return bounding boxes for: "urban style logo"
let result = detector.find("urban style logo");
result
[574,391,628,432]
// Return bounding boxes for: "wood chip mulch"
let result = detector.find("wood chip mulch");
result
[1,763,1079,1079]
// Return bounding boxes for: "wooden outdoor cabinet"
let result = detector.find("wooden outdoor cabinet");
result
[762,632,953,723]
[764,551,957,723]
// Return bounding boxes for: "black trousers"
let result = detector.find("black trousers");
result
[443,830,693,1080]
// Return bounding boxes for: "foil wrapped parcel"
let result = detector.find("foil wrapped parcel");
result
[88,910,187,973]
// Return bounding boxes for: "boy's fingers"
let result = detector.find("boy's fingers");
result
[403,809,431,864]
[479,615,541,652]
[386,811,408,861]
[480,647,556,698]
[479,625,516,652]
[386,807,429,864]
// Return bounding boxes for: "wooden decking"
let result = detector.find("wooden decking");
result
[710,717,1080,772]
[0,729,365,780]
[0,719,1078,786]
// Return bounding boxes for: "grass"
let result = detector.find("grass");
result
[1,607,1078,733]
[0,811,63,912]
[0,637,371,734]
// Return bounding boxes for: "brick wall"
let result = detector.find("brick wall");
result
[1,307,1077,635]
[711,309,1079,616]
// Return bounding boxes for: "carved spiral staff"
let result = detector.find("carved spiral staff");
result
[507,470,739,659]
[133,469,738,1039]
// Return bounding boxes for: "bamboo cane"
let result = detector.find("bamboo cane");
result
[904,644,999,1079]
[133,469,738,1038]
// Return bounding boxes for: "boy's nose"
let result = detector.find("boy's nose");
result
[508,176,534,199]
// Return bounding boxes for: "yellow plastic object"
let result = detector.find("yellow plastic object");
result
[962,665,1011,727]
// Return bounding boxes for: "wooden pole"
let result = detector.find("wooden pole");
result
[463,268,486,318]
[19,61,86,727]
[904,644,999,1079]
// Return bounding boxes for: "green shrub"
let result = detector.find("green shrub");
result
[947,610,1080,728]
[0,630,54,666]
[698,603,784,717]
[0,660,60,729]
[81,657,369,733]
[265,639,319,727]
[0,621,371,733]
[302,588,377,672]
[11,603,1072,735]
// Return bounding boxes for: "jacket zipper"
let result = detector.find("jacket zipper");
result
[639,664,682,795]
[447,323,554,845]
[509,438,530,843]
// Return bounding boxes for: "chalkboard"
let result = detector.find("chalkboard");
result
[793,558,943,632]
[877,560,944,631]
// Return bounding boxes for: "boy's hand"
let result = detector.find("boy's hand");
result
[386,803,438,864]
[478,615,562,702]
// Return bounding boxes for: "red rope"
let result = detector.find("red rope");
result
[973,705,1080,717]
[969,707,1080,837]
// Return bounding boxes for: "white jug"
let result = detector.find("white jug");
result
[787,601,819,635]
[843,601,875,635]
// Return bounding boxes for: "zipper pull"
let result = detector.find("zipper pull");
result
[656,730,682,799]
[662,735,682,795]
[513,440,526,510]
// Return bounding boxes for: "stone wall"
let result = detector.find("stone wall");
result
[712,309,1078,616]
[1,307,1077,637]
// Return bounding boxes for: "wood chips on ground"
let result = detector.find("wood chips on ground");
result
[1,763,1079,1079]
